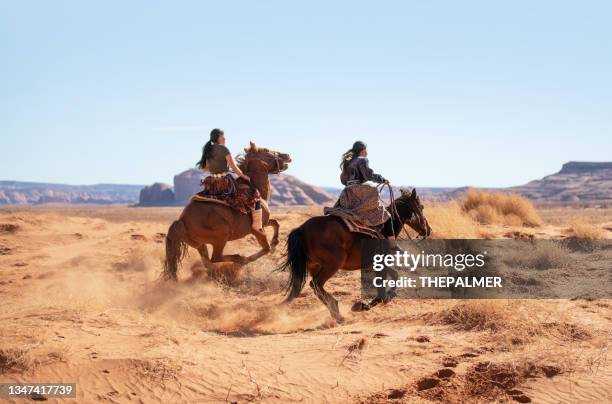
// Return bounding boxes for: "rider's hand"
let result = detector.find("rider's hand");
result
[242,174,251,182]
[384,180,390,185]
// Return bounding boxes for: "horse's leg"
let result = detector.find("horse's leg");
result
[364,290,385,311]
[210,239,225,262]
[191,244,243,276]
[198,245,210,265]
[266,218,280,251]
[243,228,272,264]
[209,234,247,265]
[220,254,247,264]
[190,245,211,277]
[382,267,398,302]
[360,265,400,310]
[310,266,344,323]
[210,238,244,264]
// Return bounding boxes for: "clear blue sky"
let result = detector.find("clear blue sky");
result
[2,1,610,188]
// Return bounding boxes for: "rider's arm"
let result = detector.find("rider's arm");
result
[226,154,250,181]
[359,158,387,184]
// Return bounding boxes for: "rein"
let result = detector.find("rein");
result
[378,183,422,242]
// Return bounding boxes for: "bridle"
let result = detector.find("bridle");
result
[379,183,428,242]
[270,151,282,174]
[243,150,283,175]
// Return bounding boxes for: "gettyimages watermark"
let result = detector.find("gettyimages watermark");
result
[361,239,612,299]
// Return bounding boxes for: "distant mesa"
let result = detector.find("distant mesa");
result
[153,168,337,206]
[269,173,336,206]
[138,182,174,206]
[2,161,610,206]
[508,161,612,202]
[0,182,143,205]
[559,161,612,174]
[173,169,203,204]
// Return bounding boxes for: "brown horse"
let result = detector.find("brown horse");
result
[278,188,431,322]
[162,142,291,280]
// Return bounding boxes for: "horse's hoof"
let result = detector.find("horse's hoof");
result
[351,301,371,312]
[334,315,346,324]
[382,291,397,303]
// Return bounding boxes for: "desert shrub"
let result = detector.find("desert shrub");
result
[465,360,563,400]
[0,223,19,233]
[566,218,604,240]
[0,348,31,373]
[542,321,592,341]
[434,301,519,333]
[423,202,482,239]
[461,189,542,227]
[432,300,593,350]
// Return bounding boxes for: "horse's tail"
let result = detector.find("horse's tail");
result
[276,227,308,301]
[162,219,189,281]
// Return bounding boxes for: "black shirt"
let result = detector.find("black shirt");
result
[340,157,386,186]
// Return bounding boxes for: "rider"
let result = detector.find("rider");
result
[196,128,264,234]
[340,141,387,187]
[330,141,396,242]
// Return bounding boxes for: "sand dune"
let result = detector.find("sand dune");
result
[0,205,610,403]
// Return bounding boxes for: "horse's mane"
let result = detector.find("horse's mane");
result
[236,147,272,172]
[235,154,247,172]
[393,191,420,219]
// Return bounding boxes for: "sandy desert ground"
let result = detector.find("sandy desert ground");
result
[0,202,610,403]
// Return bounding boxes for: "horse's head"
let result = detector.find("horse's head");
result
[395,188,432,238]
[237,141,292,174]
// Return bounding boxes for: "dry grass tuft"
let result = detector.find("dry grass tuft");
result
[0,223,19,233]
[542,321,592,341]
[433,300,593,350]
[461,189,542,227]
[0,348,31,373]
[465,361,523,397]
[130,359,179,383]
[424,202,483,239]
[566,218,605,240]
[434,301,518,333]
[341,337,368,367]
[465,359,563,400]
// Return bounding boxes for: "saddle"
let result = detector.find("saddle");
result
[324,183,388,240]
[333,215,385,239]
[191,193,269,213]
[191,193,231,206]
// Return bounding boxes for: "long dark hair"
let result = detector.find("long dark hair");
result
[339,141,367,170]
[196,128,224,169]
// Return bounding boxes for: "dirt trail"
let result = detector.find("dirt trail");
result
[0,206,610,403]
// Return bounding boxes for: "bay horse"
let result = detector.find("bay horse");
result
[278,188,431,322]
[162,142,291,280]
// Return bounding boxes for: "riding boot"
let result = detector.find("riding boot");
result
[251,207,263,232]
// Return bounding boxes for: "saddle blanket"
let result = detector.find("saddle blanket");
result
[326,211,385,239]
[190,193,230,206]
[190,193,269,211]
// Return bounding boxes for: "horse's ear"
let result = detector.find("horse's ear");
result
[411,188,417,197]
[249,141,257,151]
